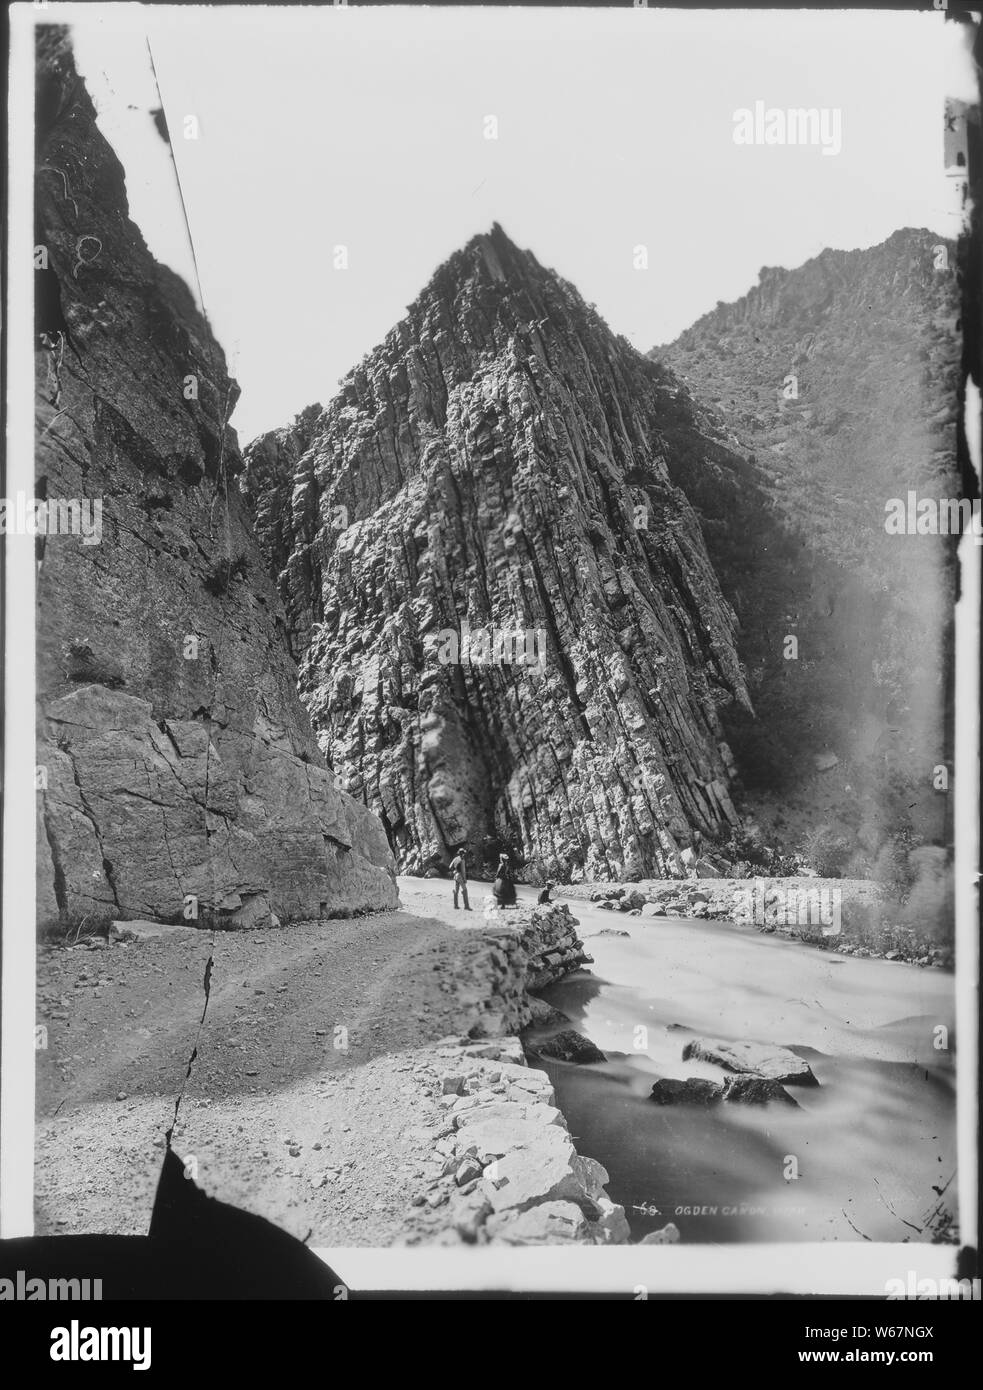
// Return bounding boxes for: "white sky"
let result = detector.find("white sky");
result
[57,4,975,443]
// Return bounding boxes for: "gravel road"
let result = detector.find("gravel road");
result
[35,884,507,1246]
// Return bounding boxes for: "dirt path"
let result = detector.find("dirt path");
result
[35,892,505,1246]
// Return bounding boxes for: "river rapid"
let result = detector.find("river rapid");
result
[525,899,957,1245]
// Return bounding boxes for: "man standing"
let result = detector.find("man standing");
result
[449,845,471,911]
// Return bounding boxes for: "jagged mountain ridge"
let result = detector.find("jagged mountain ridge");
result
[654,228,960,573]
[243,225,755,880]
[34,29,397,928]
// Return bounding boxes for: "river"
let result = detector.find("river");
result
[528,899,957,1245]
[398,878,957,1246]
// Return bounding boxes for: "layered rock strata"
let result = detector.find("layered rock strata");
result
[243,224,752,880]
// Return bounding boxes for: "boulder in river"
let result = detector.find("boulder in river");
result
[650,1078,724,1106]
[722,1075,800,1107]
[651,1074,799,1107]
[524,995,570,1028]
[537,1031,607,1064]
[681,1037,818,1086]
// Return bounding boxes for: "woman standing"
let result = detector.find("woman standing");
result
[492,851,517,907]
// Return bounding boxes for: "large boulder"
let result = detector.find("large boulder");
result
[453,1114,563,1163]
[681,1038,818,1086]
[524,996,570,1028]
[650,1078,724,1106]
[536,1031,606,1064]
[722,1075,800,1107]
[454,1102,565,1132]
[481,1125,587,1215]
[487,1200,593,1244]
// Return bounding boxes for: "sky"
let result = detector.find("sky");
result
[62,4,976,444]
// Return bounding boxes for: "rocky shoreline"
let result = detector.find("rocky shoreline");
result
[391,901,636,1246]
[399,1035,630,1246]
[561,876,952,968]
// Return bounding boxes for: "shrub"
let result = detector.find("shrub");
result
[38,910,114,945]
[799,825,852,878]
[203,553,249,596]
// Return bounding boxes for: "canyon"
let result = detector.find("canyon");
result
[34,29,397,931]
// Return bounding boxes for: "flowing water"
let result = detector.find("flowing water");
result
[526,904,957,1245]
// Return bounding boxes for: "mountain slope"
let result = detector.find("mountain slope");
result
[243,225,753,880]
[34,29,397,928]
[652,229,961,864]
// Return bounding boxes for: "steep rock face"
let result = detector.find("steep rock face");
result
[243,225,751,880]
[651,230,960,857]
[34,30,397,928]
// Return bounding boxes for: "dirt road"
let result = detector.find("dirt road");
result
[35,887,504,1246]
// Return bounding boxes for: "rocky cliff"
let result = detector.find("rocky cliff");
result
[651,230,961,867]
[34,29,397,929]
[243,225,752,880]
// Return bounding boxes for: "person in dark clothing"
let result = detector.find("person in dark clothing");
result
[449,845,471,911]
[493,852,517,907]
[537,881,553,905]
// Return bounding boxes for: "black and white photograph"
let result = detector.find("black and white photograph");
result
[2,0,981,1315]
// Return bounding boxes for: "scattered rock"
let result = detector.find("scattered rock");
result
[592,1196,632,1243]
[109,920,195,944]
[640,1222,681,1245]
[695,859,722,878]
[455,1157,484,1187]
[536,1031,606,1064]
